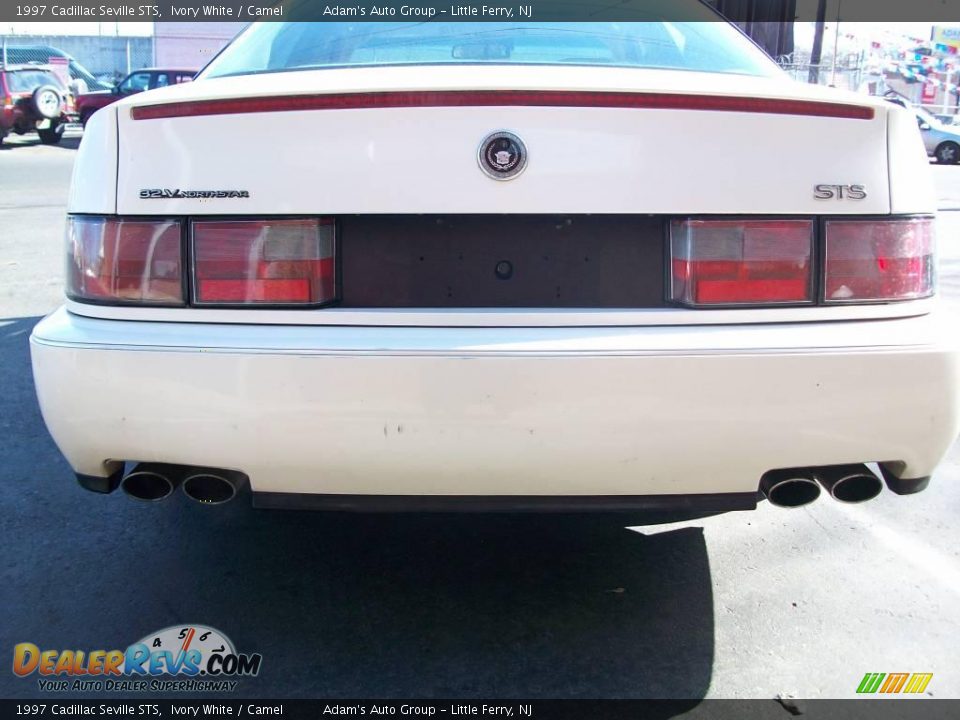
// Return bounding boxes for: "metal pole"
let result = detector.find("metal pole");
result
[943,67,953,115]
[831,0,843,87]
[126,39,131,74]
[809,0,827,84]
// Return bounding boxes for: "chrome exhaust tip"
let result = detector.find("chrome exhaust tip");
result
[182,469,246,505]
[816,464,883,503]
[120,463,178,502]
[760,469,822,508]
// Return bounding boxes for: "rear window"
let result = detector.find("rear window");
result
[202,21,781,79]
[3,70,62,93]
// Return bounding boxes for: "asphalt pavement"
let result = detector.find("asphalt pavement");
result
[1,129,959,701]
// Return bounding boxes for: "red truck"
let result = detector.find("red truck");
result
[0,64,77,145]
[77,68,195,126]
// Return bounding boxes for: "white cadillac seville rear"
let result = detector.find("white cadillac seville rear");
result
[30,17,960,513]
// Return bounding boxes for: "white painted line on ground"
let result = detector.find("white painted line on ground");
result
[821,499,960,598]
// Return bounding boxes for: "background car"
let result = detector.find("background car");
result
[0,64,76,145]
[916,106,960,163]
[77,68,195,126]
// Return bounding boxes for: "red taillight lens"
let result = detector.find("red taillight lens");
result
[670,219,814,306]
[66,216,184,304]
[824,218,935,303]
[192,219,336,305]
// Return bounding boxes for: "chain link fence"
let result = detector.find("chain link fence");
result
[0,36,153,93]
[0,26,243,91]
[778,61,865,92]
[779,59,960,123]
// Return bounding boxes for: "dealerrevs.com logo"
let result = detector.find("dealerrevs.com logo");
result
[13,625,262,693]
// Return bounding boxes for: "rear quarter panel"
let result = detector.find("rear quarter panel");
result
[68,107,118,214]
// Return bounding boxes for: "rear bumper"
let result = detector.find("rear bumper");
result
[250,491,759,513]
[30,307,960,503]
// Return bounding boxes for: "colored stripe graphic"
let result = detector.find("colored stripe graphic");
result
[903,673,934,694]
[857,673,885,694]
[880,673,909,693]
[857,672,933,694]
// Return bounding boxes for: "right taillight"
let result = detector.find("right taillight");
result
[671,216,935,308]
[823,218,935,303]
[670,219,814,307]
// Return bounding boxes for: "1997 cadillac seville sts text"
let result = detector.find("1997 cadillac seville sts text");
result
[29,15,960,514]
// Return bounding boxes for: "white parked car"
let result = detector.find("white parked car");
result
[915,106,960,164]
[30,16,960,514]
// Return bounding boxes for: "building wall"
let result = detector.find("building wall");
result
[153,22,247,70]
[0,35,153,81]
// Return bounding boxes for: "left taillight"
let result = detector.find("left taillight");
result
[191,218,336,306]
[66,216,184,305]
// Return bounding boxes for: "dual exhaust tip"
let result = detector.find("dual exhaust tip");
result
[761,464,884,508]
[121,461,882,509]
[120,463,247,505]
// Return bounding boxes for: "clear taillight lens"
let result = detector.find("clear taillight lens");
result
[824,218,935,303]
[66,216,184,304]
[192,219,336,305]
[670,219,814,306]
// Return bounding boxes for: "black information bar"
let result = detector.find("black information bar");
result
[2,0,960,24]
[2,700,960,720]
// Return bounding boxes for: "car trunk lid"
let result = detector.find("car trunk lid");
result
[114,65,890,216]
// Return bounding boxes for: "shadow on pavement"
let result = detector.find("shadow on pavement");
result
[1,316,715,703]
[0,135,81,151]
